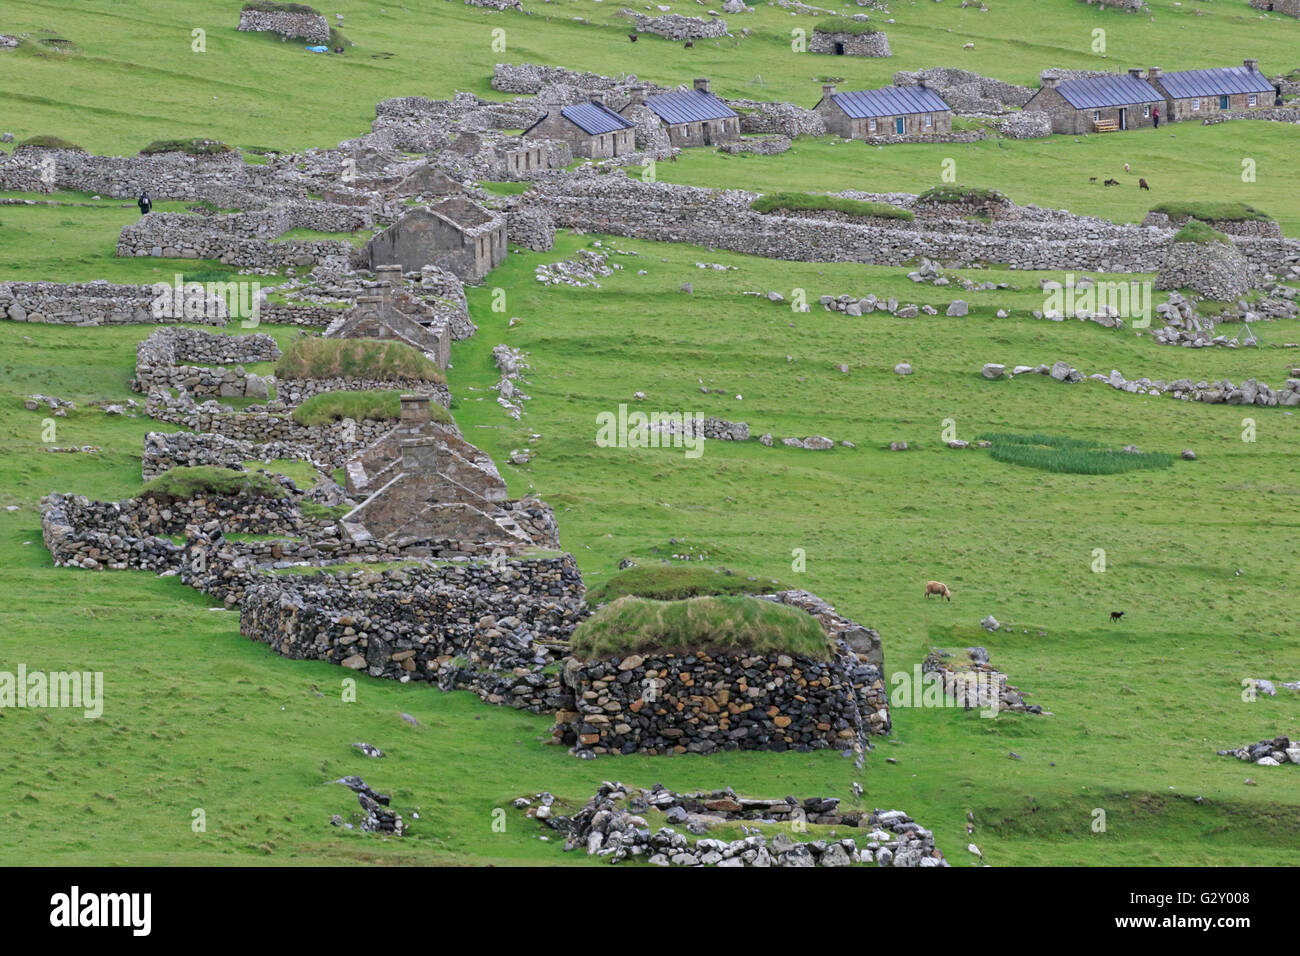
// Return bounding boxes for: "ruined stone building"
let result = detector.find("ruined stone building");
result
[340,394,558,552]
[1023,71,1163,133]
[524,101,637,158]
[813,84,953,140]
[1146,60,1279,120]
[1250,0,1300,19]
[324,264,451,368]
[362,198,506,282]
[808,26,891,58]
[630,79,740,148]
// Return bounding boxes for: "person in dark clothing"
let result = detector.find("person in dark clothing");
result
[1152,106,1160,129]
[137,191,152,215]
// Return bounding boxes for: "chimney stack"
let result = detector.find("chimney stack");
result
[400,436,441,475]
[1244,58,1260,72]
[1040,73,1060,90]
[693,77,710,93]
[399,393,432,428]
[1148,66,1162,80]
[822,83,836,97]
[1128,67,1143,79]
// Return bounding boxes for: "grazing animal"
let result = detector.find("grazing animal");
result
[1138,178,1150,191]
[924,580,952,602]
[1109,611,1125,623]
[629,34,637,43]
[1123,163,1131,173]
[684,39,694,48]
[1103,178,1120,187]
[963,42,975,50]
[1089,176,1097,183]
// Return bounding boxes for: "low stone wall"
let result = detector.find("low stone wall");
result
[531,782,948,867]
[237,7,331,44]
[134,327,280,398]
[1202,107,1300,125]
[1218,735,1300,766]
[719,136,792,156]
[116,212,354,268]
[625,12,728,39]
[142,430,322,479]
[998,361,1300,407]
[259,302,346,327]
[1250,0,1300,16]
[41,490,306,571]
[238,555,587,712]
[526,174,1300,276]
[1,280,228,326]
[492,62,636,95]
[145,389,395,453]
[893,67,1035,112]
[274,375,451,408]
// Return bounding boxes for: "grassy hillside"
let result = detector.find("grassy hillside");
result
[0,0,1298,867]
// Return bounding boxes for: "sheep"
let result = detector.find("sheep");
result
[963,42,975,50]
[1139,178,1150,191]
[1109,611,1125,622]
[1123,162,1131,173]
[1103,178,1120,187]
[924,580,952,602]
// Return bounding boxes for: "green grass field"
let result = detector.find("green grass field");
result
[1,0,1298,867]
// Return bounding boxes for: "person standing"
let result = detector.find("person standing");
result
[1152,106,1160,129]
[137,191,152,215]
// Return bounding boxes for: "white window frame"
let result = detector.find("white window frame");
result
[1093,111,1101,122]
[868,118,877,133]
[1248,94,1257,107]
[1143,105,1150,118]
[1192,98,1200,111]
[923,113,933,128]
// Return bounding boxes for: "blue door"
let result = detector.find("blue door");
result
[895,117,904,135]
[1220,95,1229,109]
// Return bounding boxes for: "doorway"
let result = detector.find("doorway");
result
[1118,108,1127,130]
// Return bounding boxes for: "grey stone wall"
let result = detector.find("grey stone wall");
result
[1,280,228,326]
[237,7,331,44]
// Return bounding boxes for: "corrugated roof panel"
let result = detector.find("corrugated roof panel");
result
[643,89,738,125]
[1158,66,1275,99]
[561,101,636,135]
[829,85,952,119]
[1056,74,1163,109]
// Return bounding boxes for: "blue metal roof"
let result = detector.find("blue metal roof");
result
[642,89,737,125]
[1158,66,1275,99]
[560,101,636,136]
[1055,74,1163,109]
[828,86,951,119]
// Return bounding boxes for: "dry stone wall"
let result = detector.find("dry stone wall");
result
[237,6,331,44]
[1,280,228,326]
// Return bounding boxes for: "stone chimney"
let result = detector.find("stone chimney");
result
[400,436,441,475]
[375,263,403,308]
[1244,58,1260,72]
[1148,66,1162,80]
[1128,67,1143,79]
[399,393,432,427]
[822,83,836,98]
[693,77,710,94]
[1040,73,1060,90]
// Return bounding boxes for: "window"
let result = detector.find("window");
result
[1192,98,1200,110]
[868,118,877,133]
[1248,94,1258,107]
[1093,111,1101,121]
[924,113,933,128]
[1143,105,1150,118]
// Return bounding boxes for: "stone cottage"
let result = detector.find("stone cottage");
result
[524,101,638,159]
[362,198,506,282]
[324,264,451,368]
[808,25,891,58]
[813,84,953,140]
[339,394,557,552]
[629,79,740,148]
[1023,70,1164,133]
[1146,60,1279,121]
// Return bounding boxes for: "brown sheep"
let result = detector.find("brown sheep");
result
[924,580,952,601]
